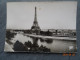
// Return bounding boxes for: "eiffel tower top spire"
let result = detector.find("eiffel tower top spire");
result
[33,7,38,26]
[31,7,41,35]
[35,7,37,20]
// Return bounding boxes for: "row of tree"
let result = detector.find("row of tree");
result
[13,40,50,52]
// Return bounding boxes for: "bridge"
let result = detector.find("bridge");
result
[23,34,76,41]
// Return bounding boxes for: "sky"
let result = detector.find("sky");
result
[7,1,77,29]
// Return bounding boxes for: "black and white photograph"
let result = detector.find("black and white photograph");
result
[4,1,77,53]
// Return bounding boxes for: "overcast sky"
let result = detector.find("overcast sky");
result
[7,1,77,29]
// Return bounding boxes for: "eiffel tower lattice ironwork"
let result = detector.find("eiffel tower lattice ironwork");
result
[31,7,41,35]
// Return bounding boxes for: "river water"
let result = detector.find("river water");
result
[9,33,77,53]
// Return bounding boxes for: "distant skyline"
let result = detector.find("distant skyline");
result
[7,1,77,29]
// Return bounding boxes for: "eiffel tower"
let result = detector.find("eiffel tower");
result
[31,7,41,35]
